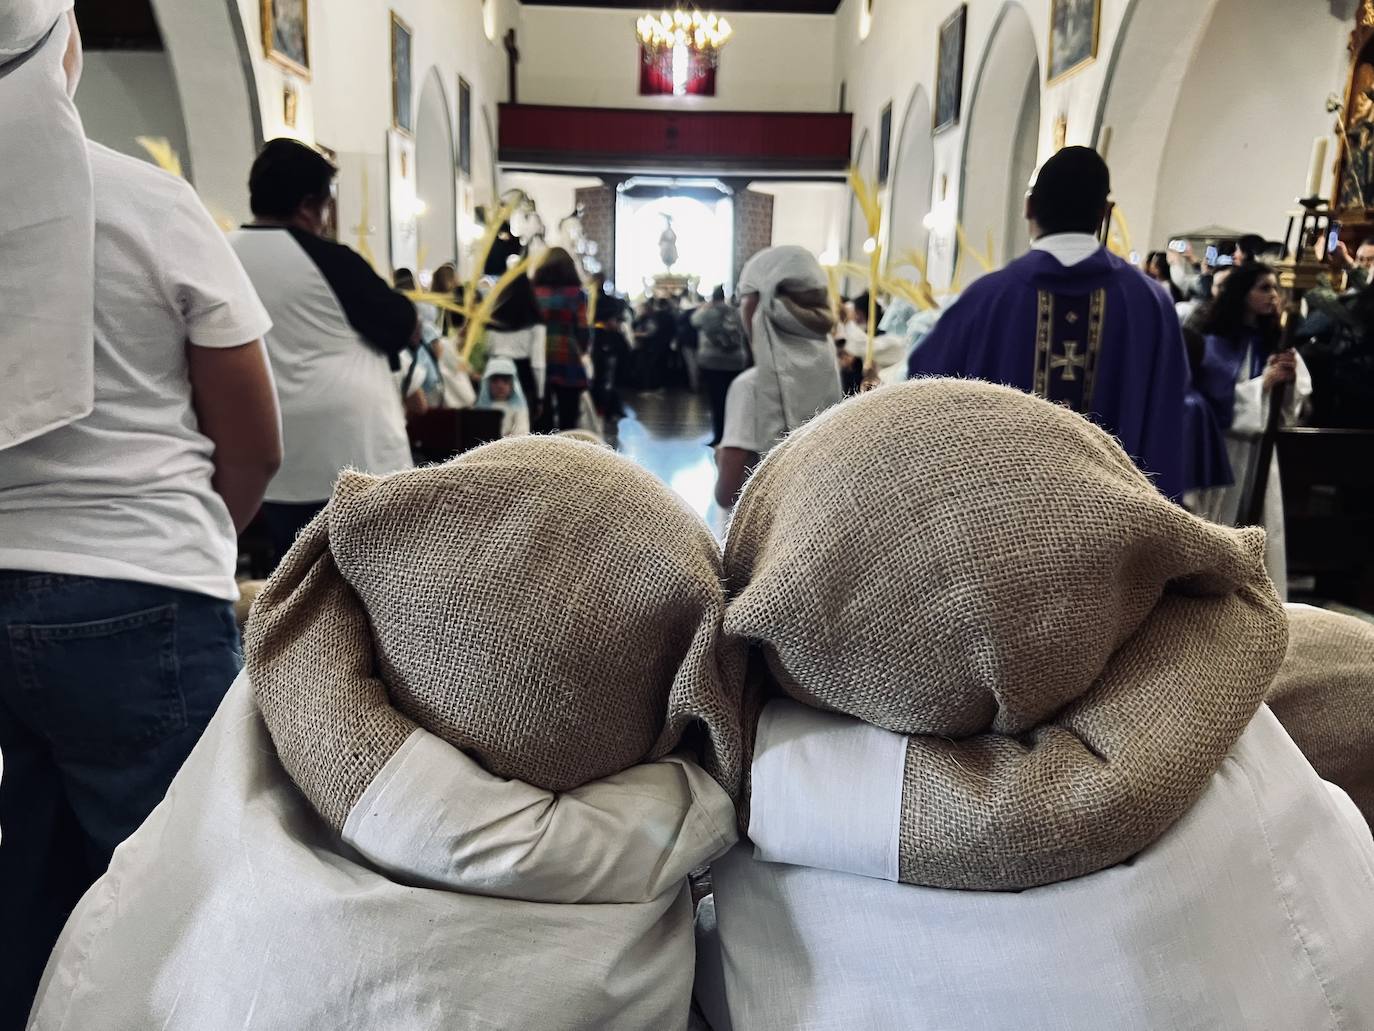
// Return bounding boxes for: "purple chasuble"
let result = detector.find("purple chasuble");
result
[909,248,1217,500]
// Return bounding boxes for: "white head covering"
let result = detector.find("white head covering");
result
[0,1,95,450]
[737,246,842,451]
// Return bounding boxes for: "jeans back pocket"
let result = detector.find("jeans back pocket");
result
[8,604,187,762]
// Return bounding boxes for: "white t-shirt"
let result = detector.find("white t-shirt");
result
[0,144,271,602]
[719,368,762,453]
[230,228,415,503]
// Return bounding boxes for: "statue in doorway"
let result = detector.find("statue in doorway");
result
[659,214,679,271]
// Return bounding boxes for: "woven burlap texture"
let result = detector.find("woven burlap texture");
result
[724,379,1288,891]
[247,436,744,832]
[1268,605,1374,828]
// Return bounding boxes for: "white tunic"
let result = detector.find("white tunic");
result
[230,228,413,503]
[698,701,1374,1031]
[32,674,738,1030]
[1191,347,1313,598]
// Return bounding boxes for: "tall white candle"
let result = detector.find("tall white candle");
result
[1307,136,1329,198]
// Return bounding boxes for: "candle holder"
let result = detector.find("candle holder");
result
[1277,195,1333,294]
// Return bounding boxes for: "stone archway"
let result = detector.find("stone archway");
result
[888,85,935,262]
[1097,0,1348,248]
[415,67,457,273]
[847,129,872,266]
[148,0,262,221]
[959,1,1041,271]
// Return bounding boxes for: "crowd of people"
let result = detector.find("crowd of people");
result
[3,5,1374,1029]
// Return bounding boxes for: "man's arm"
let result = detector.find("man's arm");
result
[188,339,282,532]
[714,446,758,509]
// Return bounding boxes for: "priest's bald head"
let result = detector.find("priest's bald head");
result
[1025,146,1111,239]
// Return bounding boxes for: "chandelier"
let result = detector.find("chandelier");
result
[636,8,734,68]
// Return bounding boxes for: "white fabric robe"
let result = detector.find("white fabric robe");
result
[697,702,1374,1031]
[31,673,737,1030]
[737,246,843,451]
[1191,349,1313,598]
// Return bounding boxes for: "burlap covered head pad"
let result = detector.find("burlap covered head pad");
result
[1267,605,1374,829]
[724,379,1288,890]
[247,436,743,831]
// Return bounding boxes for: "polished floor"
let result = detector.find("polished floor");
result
[613,389,730,537]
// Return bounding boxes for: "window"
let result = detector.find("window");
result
[639,43,717,97]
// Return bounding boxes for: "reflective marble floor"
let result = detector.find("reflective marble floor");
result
[612,389,730,538]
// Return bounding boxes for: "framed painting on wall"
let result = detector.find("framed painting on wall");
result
[261,0,309,79]
[934,5,966,134]
[391,10,414,134]
[1048,0,1100,84]
[387,130,419,273]
[878,102,893,185]
[458,77,473,177]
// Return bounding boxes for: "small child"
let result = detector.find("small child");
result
[478,356,529,437]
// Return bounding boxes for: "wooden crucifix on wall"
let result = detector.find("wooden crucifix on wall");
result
[503,28,520,104]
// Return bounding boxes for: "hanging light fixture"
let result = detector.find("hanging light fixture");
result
[636,7,734,69]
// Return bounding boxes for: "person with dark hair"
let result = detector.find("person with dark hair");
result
[232,138,418,564]
[907,146,1194,500]
[591,292,631,431]
[530,246,589,431]
[1145,251,1184,303]
[1191,262,1311,595]
[485,273,546,420]
[693,285,749,446]
[429,262,461,336]
[1233,233,1275,266]
[484,220,524,276]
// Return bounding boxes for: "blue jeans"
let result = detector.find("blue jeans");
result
[0,573,241,1029]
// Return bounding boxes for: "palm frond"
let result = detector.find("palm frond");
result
[848,166,882,239]
[136,136,183,178]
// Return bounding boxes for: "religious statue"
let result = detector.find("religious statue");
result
[1338,61,1374,211]
[659,214,679,272]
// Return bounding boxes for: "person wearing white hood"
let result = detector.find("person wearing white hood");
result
[0,5,280,1022]
[712,246,842,509]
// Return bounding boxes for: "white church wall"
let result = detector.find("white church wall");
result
[834,0,1353,283]
[1149,0,1349,248]
[502,171,605,247]
[518,6,837,112]
[146,0,265,223]
[750,181,848,261]
[77,51,192,178]
[226,0,518,275]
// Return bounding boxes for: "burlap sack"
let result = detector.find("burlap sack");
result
[724,379,1288,890]
[1268,605,1374,828]
[246,436,744,831]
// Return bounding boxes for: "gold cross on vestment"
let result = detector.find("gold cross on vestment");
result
[1051,339,1086,382]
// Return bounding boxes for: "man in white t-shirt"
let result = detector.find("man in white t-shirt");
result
[231,139,419,563]
[0,9,281,1022]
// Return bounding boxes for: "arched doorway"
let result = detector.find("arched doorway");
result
[847,130,872,265]
[147,0,262,221]
[415,68,457,275]
[959,1,1040,272]
[479,106,500,211]
[1099,0,1348,248]
[888,85,934,262]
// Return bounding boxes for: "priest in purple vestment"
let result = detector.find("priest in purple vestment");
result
[908,147,1219,501]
